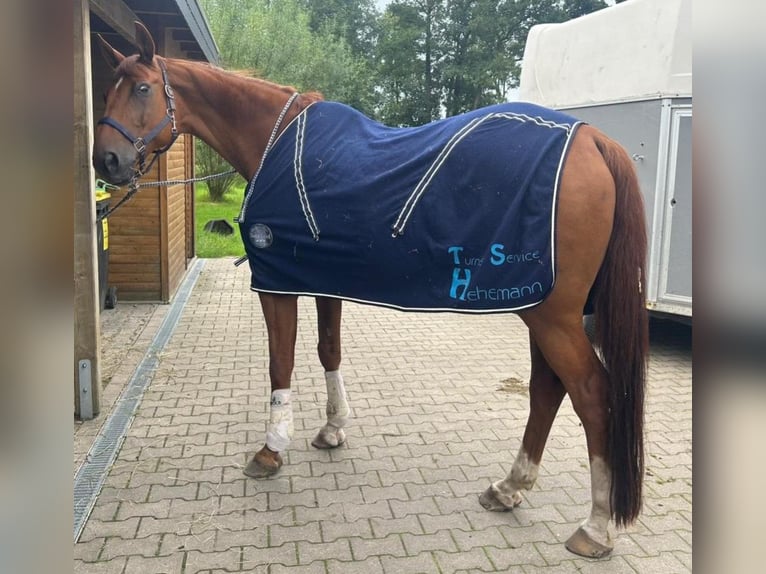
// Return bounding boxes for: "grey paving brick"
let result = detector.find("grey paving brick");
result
[630,530,692,555]
[316,486,363,507]
[73,537,105,562]
[327,556,384,574]
[78,259,691,573]
[74,557,127,573]
[271,561,327,574]
[114,500,173,522]
[380,552,441,574]
[148,482,199,502]
[87,501,121,523]
[242,542,298,568]
[269,488,318,511]
[341,499,394,523]
[361,483,409,504]
[485,541,547,570]
[402,530,458,555]
[293,502,346,524]
[298,538,353,564]
[271,522,322,546]
[79,517,140,543]
[291,472,336,493]
[368,514,423,538]
[123,553,185,574]
[451,526,507,551]
[184,548,241,572]
[418,512,473,535]
[389,496,440,518]
[350,533,406,560]
[434,548,495,573]
[321,518,373,542]
[335,469,381,490]
[98,484,151,504]
[100,535,161,560]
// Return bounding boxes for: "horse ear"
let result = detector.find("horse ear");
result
[134,21,155,64]
[97,34,125,71]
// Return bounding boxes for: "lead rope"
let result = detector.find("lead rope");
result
[96,169,237,222]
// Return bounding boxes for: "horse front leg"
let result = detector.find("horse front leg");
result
[244,293,297,478]
[311,296,350,449]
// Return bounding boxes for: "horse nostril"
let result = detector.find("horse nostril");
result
[104,152,120,176]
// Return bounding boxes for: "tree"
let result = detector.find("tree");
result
[376,1,444,125]
[195,144,241,202]
[195,0,377,196]
[298,0,380,59]
[376,0,610,124]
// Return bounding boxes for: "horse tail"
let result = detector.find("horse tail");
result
[592,133,649,527]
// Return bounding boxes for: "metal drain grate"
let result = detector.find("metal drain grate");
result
[73,259,205,542]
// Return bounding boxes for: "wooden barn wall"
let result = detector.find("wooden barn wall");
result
[185,135,196,261]
[108,176,162,301]
[164,136,188,300]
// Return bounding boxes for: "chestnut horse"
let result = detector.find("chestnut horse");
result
[92,23,648,558]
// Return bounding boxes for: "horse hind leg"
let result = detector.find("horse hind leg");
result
[479,332,566,511]
[311,297,350,449]
[525,315,614,558]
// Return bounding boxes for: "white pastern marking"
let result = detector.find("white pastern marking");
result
[581,456,613,548]
[494,447,539,497]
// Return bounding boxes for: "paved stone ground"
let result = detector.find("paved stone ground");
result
[74,258,692,573]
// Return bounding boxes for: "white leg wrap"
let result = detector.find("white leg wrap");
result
[265,389,293,452]
[313,371,349,448]
[323,370,350,429]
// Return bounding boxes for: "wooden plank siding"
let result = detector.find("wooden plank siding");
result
[106,164,163,301]
[164,137,188,300]
[184,135,196,261]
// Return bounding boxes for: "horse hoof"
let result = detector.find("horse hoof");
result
[311,427,346,449]
[243,449,283,478]
[478,484,522,511]
[565,526,613,558]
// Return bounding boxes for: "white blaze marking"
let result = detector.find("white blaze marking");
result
[115,77,124,90]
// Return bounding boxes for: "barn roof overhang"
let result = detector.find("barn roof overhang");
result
[90,0,219,64]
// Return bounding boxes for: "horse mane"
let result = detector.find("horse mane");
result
[113,56,324,104]
[206,65,324,103]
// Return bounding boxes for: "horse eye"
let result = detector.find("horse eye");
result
[136,83,151,96]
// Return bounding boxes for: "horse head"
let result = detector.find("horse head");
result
[93,22,178,185]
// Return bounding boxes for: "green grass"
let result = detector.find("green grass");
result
[194,181,246,258]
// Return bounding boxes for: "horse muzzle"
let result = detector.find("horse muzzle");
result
[92,141,137,186]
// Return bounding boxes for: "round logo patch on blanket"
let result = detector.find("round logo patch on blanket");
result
[249,223,273,249]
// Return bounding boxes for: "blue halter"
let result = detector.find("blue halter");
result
[98,59,179,175]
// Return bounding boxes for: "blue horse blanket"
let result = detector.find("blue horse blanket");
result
[239,101,582,312]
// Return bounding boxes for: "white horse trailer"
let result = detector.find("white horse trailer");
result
[519,0,692,321]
